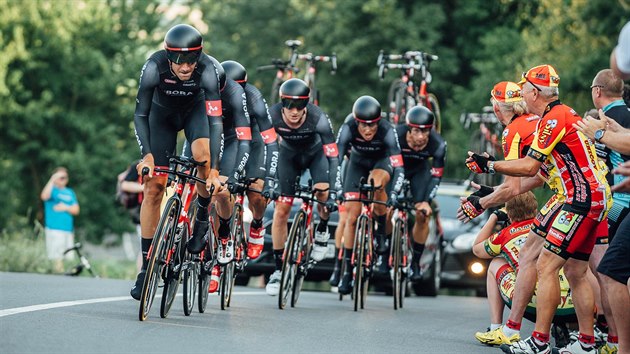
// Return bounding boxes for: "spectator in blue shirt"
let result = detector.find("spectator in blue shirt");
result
[40,167,80,272]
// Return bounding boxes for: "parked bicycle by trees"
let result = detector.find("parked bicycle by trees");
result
[377,50,441,132]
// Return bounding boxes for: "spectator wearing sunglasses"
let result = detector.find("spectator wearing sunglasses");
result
[40,167,80,273]
[129,24,223,301]
[264,78,339,296]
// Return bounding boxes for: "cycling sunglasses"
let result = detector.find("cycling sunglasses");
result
[281,97,309,110]
[521,72,543,92]
[166,50,201,64]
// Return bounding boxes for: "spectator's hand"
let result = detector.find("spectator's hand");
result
[469,181,494,198]
[573,111,607,140]
[465,152,495,174]
[416,201,432,217]
[459,195,485,221]
[137,154,155,180]
[206,168,223,194]
[612,160,630,193]
[53,203,68,212]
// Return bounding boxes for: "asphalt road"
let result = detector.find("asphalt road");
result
[1,272,534,353]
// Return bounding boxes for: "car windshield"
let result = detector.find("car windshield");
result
[435,194,461,219]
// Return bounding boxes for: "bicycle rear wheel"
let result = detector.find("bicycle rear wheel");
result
[160,218,185,318]
[392,218,403,310]
[427,93,442,133]
[279,210,305,309]
[138,198,178,321]
[386,79,407,124]
[353,215,368,311]
[291,219,311,307]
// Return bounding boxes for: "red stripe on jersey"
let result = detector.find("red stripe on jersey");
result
[323,143,339,157]
[389,154,404,168]
[277,196,294,205]
[260,128,278,144]
[431,167,444,177]
[206,100,222,116]
[344,192,360,201]
[235,127,252,140]
[153,165,170,178]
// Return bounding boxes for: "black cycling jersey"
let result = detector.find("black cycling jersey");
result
[396,125,447,203]
[336,115,405,194]
[244,83,278,180]
[133,51,223,169]
[217,78,251,180]
[269,103,339,189]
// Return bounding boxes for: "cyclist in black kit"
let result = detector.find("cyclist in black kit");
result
[393,106,446,282]
[334,95,405,295]
[265,78,339,296]
[221,60,279,261]
[182,56,251,294]
[130,24,223,300]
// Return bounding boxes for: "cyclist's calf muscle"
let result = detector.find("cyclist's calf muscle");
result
[139,176,167,239]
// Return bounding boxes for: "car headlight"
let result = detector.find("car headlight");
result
[451,232,476,250]
[470,262,485,274]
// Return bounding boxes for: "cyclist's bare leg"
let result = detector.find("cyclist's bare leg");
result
[247,179,267,220]
[343,201,362,249]
[488,257,508,325]
[139,176,168,240]
[505,231,545,328]
[562,257,595,337]
[368,170,389,217]
[213,175,233,220]
[412,202,430,244]
[271,202,292,250]
[335,209,346,249]
[590,244,618,338]
[190,138,211,199]
[600,274,630,351]
[313,182,329,220]
[533,249,567,335]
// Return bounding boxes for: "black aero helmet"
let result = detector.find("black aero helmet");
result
[279,79,310,110]
[221,60,247,87]
[352,95,381,124]
[406,106,434,129]
[164,24,203,64]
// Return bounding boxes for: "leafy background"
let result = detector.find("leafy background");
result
[1,0,628,242]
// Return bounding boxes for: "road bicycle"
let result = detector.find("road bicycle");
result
[278,177,328,309]
[138,155,209,321]
[377,50,441,132]
[350,178,387,311]
[63,242,97,278]
[215,172,260,310]
[389,180,414,310]
[257,39,337,105]
[460,105,504,186]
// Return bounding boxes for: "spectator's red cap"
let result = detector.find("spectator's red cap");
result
[518,64,560,88]
[491,81,522,103]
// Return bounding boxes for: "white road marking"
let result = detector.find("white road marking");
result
[0,291,267,318]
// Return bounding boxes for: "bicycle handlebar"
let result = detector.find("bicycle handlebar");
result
[297,52,338,74]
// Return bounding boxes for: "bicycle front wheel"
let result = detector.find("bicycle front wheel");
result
[386,79,407,124]
[270,77,283,105]
[291,218,311,307]
[138,198,178,321]
[182,247,197,316]
[392,218,404,310]
[160,217,185,318]
[279,210,305,309]
[427,93,442,134]
[353,215,369,311]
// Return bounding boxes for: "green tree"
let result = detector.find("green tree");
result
[0,0,172,240]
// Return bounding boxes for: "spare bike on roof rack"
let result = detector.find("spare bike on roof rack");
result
[377,50,441,132]
[257,39,337,106]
